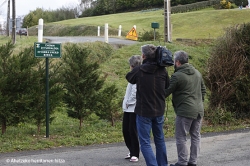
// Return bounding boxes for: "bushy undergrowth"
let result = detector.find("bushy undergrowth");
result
[205,23,250,123]
[138,29,161,42]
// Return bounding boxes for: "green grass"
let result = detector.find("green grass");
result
[1,8,250,153]
[38,8,250,39]
[0,35,38,54]
[0,98,248,153]
[1,39,248,153]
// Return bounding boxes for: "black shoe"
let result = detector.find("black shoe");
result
[170,163,187,166]
[188,163,196,166]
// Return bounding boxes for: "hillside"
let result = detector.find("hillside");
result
[28,8,250,40]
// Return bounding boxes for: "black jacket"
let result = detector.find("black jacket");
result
[126,58,170,117]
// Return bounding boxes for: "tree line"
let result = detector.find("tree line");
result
[0,42,119,134]
[22,7,77,29]
[22,0,219,28]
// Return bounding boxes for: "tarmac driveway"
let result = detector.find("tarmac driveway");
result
[0,128,249,166]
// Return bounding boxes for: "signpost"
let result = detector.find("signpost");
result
[34,42,61,58]
[34,40,61,138]
[34,42,61,138]
[34,19,61,138]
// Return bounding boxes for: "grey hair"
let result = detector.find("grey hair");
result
[174,50,188,64]
[141,44,157,59]
[129,55,142,68]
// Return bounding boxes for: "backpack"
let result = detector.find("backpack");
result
[155,46,174,67]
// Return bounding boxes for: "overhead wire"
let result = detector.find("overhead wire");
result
[0,0,7,8]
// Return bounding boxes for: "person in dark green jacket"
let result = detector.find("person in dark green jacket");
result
[166,51,206,166]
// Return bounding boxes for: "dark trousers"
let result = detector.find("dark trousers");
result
[122,112,140,158]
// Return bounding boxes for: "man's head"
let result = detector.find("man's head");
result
[174,51,188,69]
[141,44,157,60]
[129,55,142,70]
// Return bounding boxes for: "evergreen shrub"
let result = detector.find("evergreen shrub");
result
[205,23,250,123]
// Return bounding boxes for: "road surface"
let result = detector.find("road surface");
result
[0,128,249,166]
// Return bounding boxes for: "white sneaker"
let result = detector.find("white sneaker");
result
[125,153,130,159]
[130,156,138,162]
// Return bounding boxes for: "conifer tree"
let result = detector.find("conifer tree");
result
[95,84,120,126]
[0,42,64,134]
[61,44,105,129]
[28,59,64,134]
[0,43,41,134]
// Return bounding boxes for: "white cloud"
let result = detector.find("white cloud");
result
[0,0,79,17]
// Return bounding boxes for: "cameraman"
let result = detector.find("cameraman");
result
[166,51,206,166]
[126,44,169,166]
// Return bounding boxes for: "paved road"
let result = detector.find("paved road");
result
[0,128,249,166]
[44,36,138,45]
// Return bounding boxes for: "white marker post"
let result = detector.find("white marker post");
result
[38,19,43,42]
[38,18,49,138]
[105,23,108,43]
[97,26,100,36]
[118,25,122,37]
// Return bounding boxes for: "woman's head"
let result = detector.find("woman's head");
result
[129,55,142,68]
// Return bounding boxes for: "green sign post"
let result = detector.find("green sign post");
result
[34,42,61,58]
[34,42,61,138]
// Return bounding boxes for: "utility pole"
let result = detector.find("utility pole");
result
[6,0,10,36]
[11,0,16,44]
[164,0,172,42]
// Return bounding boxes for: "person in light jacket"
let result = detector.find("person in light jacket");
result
[122,55,142,162]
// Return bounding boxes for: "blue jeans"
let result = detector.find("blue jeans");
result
[136,115,168,166]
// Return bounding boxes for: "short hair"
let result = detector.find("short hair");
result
[141,44,157,59]
[129,55,142,68]
[174,51,188,64]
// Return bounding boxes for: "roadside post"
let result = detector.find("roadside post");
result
[118,25,122,37]
[105,23,108,43]
[34,18,62,138]
[97,26,100,36]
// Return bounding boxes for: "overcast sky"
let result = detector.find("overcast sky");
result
[0,0,79,17]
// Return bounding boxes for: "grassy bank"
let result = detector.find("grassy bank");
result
[0,38,249,153]
[26,8,250,39]
[1,104,248,153]
[1,8,250,153]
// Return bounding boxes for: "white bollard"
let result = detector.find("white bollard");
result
[38,19,43,42]
[118,25,122,37]
[105,23,108,43]
[97,26,100,36]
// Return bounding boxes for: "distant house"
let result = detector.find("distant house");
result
[0,15,5,35]
[9,17,23,33]
[0,15,5,30]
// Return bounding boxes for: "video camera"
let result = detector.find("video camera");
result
[155,46,174,67]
